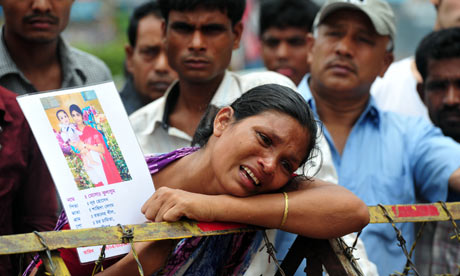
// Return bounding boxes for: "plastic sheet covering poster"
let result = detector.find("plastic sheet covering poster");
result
[17,81,154,263]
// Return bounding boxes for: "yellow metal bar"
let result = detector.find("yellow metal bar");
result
[0,221,258,255]
[2,202,460,256]
[369,202,460,224]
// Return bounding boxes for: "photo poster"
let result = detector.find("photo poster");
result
[17,81,155,263]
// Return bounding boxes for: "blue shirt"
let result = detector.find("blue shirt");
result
[277,75,460,276]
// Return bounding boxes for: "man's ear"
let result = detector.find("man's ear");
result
[379,51,394,77]
[125,45,134,75]
[213,107,234,137]
[232,21,244,50]
[306,33,316,65]
[416,82,426,103]
[430,0,440,9]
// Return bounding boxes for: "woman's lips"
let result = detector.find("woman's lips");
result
[240,165,260,186]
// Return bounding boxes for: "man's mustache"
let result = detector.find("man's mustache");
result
[23,13,59,25]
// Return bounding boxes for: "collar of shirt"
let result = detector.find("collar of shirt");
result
[148,70,241,134]
[300,74,380,126]
[0,26,88,90]
[299,74,381,167]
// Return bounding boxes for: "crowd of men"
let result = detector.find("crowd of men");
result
[1,0,460,275]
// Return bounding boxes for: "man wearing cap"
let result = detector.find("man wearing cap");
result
[295,0,460,275]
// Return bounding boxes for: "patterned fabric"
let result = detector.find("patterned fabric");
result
[157,232,261,276]
[415,221,460,275]
[0,27,112,94]
[148,147,262,275]
[25,147,261,276]
[431,221,460,274]
[145,147,199,174]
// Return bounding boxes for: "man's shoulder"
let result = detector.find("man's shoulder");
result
[67,46,108,69]
[379,110,435,136]
[66,45,112,81]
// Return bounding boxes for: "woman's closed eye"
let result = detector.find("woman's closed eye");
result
[257,131,272,147]
[281,160,294,173]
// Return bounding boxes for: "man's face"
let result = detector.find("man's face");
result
[420,58,460,142]
[261,27,309,86]
[0,0,73,44]
[125,15,178,102]
[164,7,242,85]
[307,9,393,96]
[432,0,460,29]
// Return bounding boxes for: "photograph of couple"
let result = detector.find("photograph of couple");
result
[41,90,131,190]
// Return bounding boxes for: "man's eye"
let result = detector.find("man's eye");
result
[263,39,280,48]
[357,36,375,45]
[257,131,272,146]
[287,38,306,47]
[325,31,341,37]
[171,22,194,33]
[201,25,226,35]
[427,81,449,92]
[140,48,160,59]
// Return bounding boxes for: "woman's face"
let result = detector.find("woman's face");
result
[71,110,83,125]
[211,109,311,197]
[57,111,70,125]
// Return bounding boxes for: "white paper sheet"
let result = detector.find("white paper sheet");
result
[17,81,155,263]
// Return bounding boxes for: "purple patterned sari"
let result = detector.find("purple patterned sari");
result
[25,147,262,276]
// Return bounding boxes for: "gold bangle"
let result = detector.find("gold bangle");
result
[280,192,289,227]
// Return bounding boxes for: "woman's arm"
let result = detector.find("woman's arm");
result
[97,240,175,276]
[83,142,105,154]
[142,179,369,239]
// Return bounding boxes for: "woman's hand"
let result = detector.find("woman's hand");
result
[141,187,217,222]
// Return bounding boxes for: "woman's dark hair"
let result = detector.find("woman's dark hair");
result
[192,83,318,168]
[416,27,460,81]
[69,104,83,116]
[158,0,246,27]
[56,109,68,120]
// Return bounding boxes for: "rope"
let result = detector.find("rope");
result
[118,224,144,276]
[260,231,286,276]
[439,201,460,242]
[341,231,364,276]
[32,231,55,276]
[91,245,106,276]
[401,222,426,276]
[378,204,420,276]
